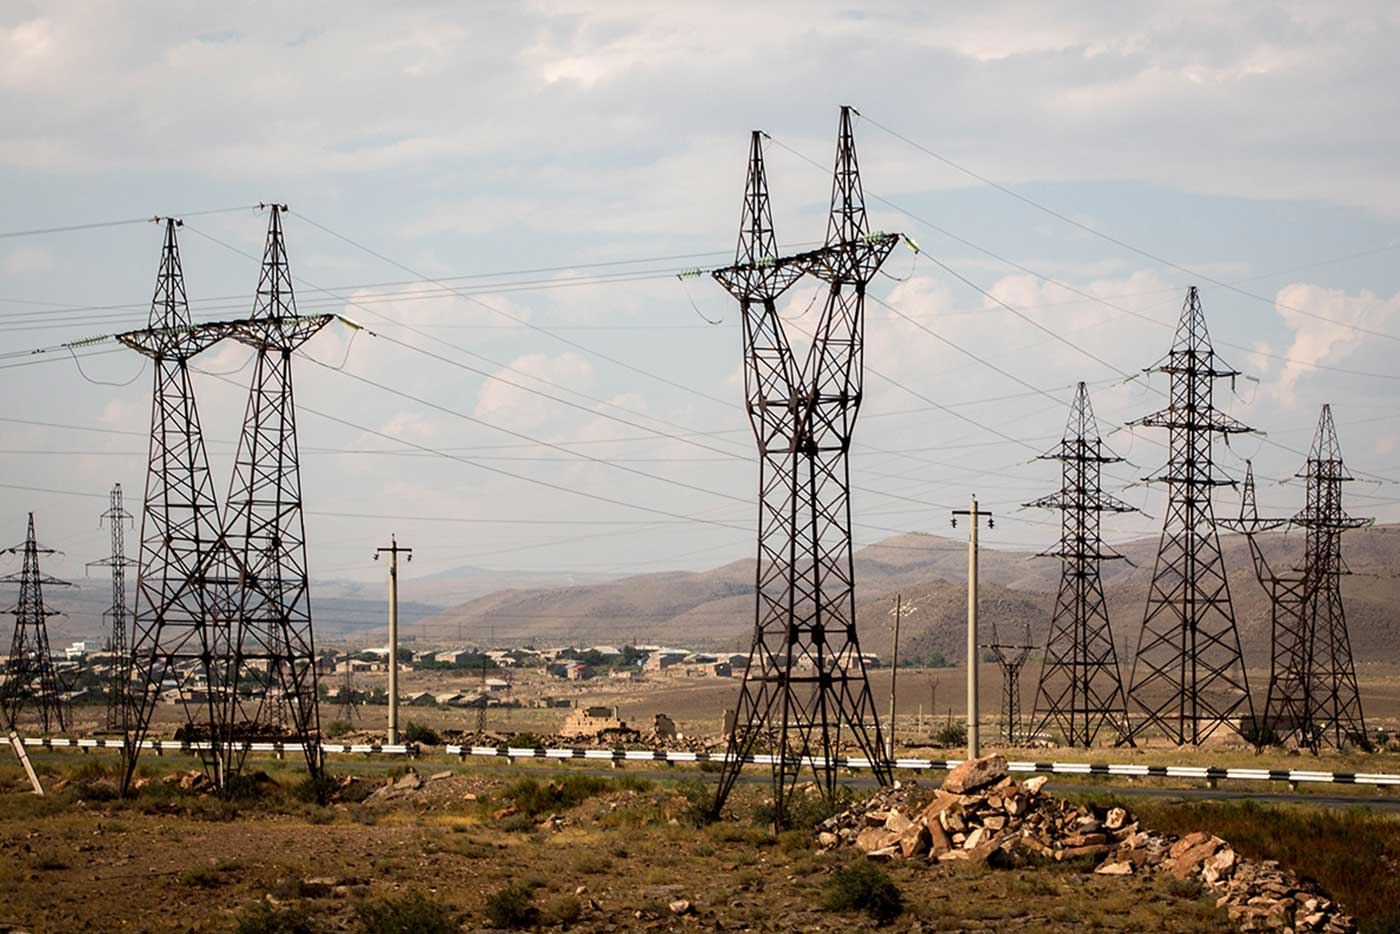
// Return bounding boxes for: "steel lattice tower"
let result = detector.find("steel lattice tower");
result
[89,484,136,733]
[1293,405,1370,748]
[1220,461,1315,748]
[336,663,358,723]
[120,218,243,794]
[0,514,73,732]
[1027,382,1135,747]
[219,204,331,786]
[709,109,898,824]
[1125,287,1255,744]
[986,623,1034,745]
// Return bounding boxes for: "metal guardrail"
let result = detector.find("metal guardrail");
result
[17,736,1400,787]
[442,744,1400,787]
[22,737,416,756]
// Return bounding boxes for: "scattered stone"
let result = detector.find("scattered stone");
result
[1096,861,1134,876]
[816,773,1356,934]
[668,899,693,916]
[393,770,424,791]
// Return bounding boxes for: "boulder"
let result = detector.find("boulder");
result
[1095,861,1134,876]
[943,754,1008,794]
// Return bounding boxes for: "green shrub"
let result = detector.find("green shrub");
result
[753,787,852,831]
[540,894,583,926]
[503,775,608,817]
[355,890,458,933]
[483,882,537,929]
[502,731,548,749]
[934,721,967,747]
[676,779,716,826]
[223,771,276,803]
[498,812,538,834]
[574,853,613,874]
[293,774,338,804]
[824,862,904,924]
[179,866,227,888]
[402,721,442,746]
[234,901,328,934]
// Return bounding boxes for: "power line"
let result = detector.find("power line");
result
[282,211,736,407]
[857,111,1400,347]
[0,205,259,240]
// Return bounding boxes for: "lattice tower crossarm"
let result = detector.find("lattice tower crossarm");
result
[1125,287,1255,745]
[708,110,897,825]
[1027,381,1136,747]
[0,514,73,732]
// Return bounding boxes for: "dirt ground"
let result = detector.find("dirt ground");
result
[0,756,1245,934]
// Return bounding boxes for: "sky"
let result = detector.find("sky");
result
[1,1,1399,606]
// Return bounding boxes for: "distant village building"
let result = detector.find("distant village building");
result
[643,652,686,672]
[565,662,594,681]
[64,640,101,660]
[561,705,632,738]
[336,659,386,673]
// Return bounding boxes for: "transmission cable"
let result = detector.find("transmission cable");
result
[858,112,1400,346]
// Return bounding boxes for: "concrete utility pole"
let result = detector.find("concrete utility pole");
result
[887,593,902,760]
[953,497,993,760]
[374,535,412,744]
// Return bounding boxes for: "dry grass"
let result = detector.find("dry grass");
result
[1116,797,1400,934]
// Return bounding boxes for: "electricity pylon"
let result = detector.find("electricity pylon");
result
[88,484,136,733]
[1219,461,1312,747]
[336,662,359,723]
[1,514,73,732]
[1293,405,1370,748]
[220,204,332,787]
[1125,287,1255,744]
[985,622,1035,745]
[1027,382,1135,747]
[709,108,899,824]
[119,218,243,795]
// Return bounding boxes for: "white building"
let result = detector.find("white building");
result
[65,640,101,660]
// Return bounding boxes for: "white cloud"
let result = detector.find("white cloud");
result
[473,350,593,430]
[2,245,53,275]
[1269,283,1400,406]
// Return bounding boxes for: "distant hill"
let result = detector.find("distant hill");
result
[413,526,1400,670]
[16,562,611,648]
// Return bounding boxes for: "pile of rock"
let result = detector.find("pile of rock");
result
[817,754,1354,933]
[363,767,453,802]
